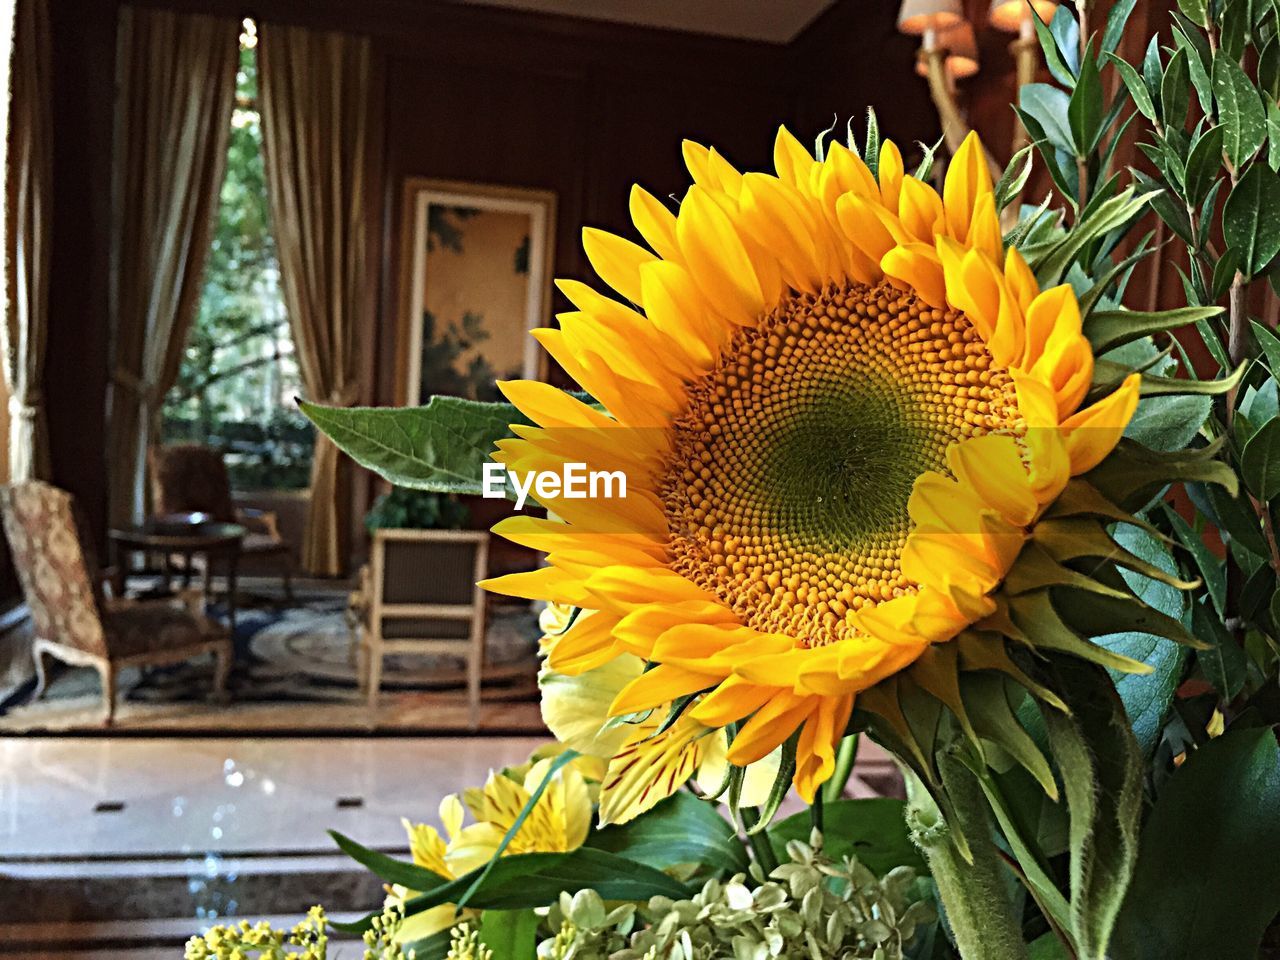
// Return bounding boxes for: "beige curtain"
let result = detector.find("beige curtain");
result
[258,25,370,577]
[3,0,51,482]
[106,7,240,525]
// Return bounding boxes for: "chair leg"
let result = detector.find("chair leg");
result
[31,645,50,700]
[467,646,481,732]
[99,663,116,727]
[366,645,383,714]
[280,554,295,602]
[212,644,231,702]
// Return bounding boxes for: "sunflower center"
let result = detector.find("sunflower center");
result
[662,280,1023,647]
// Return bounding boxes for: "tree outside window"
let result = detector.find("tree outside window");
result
[161,20,312,490]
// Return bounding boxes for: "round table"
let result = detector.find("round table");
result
[108,519,246,630]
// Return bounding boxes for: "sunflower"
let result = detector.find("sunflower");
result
[483,130,1144,818]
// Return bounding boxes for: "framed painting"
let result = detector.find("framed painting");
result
[397,178,557,404]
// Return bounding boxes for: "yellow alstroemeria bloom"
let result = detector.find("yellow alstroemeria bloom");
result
[388,756,592,942]
[483,130,1140,814]
[540,614,781,824]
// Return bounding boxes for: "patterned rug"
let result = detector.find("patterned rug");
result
[0,587,542,716]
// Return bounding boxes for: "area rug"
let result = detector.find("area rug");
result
[0,586,543,732]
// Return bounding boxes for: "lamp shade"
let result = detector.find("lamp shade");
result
[989,0,1058,31]
[898,0,964,35]
[915,20,980,79]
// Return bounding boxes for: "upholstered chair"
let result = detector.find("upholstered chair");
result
[148,443,295,598]
[0,480,232,723]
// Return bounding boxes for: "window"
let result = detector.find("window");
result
[161,19,312,491]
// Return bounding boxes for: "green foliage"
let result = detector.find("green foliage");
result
[163,40,311,491]
[1112,729,1280,959]
[299,397,533,497]
[364,487,470,532]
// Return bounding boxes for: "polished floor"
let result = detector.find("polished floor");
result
[0,736,546,858]
[0,736,546,955]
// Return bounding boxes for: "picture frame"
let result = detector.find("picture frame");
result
[396,178,557,406]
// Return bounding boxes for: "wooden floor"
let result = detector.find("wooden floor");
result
[0,687,545,734]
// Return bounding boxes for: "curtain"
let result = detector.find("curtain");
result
[106,7,240,526]
[3,0,51,481]
[258,25,370,577]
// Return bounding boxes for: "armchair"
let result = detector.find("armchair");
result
[148,443,295,599]
[0,480,231,723]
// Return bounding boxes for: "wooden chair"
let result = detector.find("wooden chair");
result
[0,480,231,724]
[353,530,489,729]
[148,444,295,599]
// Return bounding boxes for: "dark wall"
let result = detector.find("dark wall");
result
[41,0,936,552]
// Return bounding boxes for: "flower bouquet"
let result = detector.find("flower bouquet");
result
[195,1,1280,956]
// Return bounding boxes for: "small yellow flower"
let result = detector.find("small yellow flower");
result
[388,755,593,942]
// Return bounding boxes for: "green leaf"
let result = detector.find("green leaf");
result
[1112,729,1280,960]
[1083,305,1223,353]
[329,829,451,892]
[994,145,1035,212]
[1171,13,1216,113]
[1241,416,1280,499]
[1070,45,1106,154]
[1021,83,1076,155]
[1106,53,1157,122]
[1206,483,1269,556]
[1164,503,1227,615]
[1097,524,1192,756]
[300,396,532,496]
[478,910,539,960]
[1213,54,1268,167]
[1030,933,1071,960]
[1270,100,1280,172]
[1252,318,1280,375]
[1124,394,1212,451]
[1261,35,1280,100]
[588,792,749,875]
[1183,124,1225,206]
[863,108,881,177]
[1160,48,1191,136]
[332,847,693,934]
[1043,658,1143,960]
[1192,598,1249,699]
[1102,0,1138,54]
[1034,188,1156,286]
[1033,8,1078,88]
[767,798,927,876]
[1177,0,1210,26]
[1223,162,1280,276]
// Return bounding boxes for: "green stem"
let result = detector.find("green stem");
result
[907,753,1028,960]
[739,806,779,877]
[821,734,860,803]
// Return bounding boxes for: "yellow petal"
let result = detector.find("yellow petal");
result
[582,227,656,305]
[609,663,721,716]
[773,126,817,191]
[878,140,905,213]
[677,186,766,326]
[727,691,815,765]
[943,130,994,243]
[898,176,945,242]
[881,242,946,308]
[794,694,854,802]
[1061,373,1141,474]
[629,185,682,263]
[540,646,645,756]
[689,674,777,726]
[947,434,1039,526]
[598,714,709,825]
